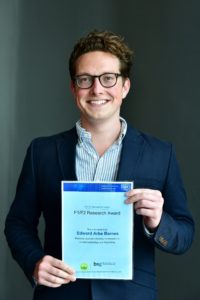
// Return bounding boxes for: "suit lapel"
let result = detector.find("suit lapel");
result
[56,127,78,180]
[117,126,145,182]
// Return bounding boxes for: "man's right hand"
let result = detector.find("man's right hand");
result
[33,255,76,288]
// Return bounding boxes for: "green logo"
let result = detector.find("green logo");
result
[80,263,89,271]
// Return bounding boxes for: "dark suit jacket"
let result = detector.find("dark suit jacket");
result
[5,125,194,300]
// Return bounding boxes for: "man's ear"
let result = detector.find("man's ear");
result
[122,78,131,99]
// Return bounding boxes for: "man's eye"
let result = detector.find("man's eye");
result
[80,77,90,83]
[103,75,114,81]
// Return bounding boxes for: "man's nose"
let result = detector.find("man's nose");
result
[90,77,104,94]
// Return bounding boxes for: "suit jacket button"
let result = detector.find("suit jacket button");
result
[158,235,168,247]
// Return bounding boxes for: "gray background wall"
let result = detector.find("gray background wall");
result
[1,0,199,299]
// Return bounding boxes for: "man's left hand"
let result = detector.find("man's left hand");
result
[125,189,164,230]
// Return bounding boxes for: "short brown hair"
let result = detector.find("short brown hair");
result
[69,30,134,79]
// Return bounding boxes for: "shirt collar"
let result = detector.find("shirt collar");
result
[76,117,127,145]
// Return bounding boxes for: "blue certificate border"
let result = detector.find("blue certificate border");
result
[63,182,133,192]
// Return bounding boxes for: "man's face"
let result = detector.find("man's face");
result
[71,51,130,126]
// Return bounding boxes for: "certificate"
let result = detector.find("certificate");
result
[62,181,133,280]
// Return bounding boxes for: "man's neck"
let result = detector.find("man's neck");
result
[80,117,121,156]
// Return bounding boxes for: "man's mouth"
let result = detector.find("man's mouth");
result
[87,100,109,105]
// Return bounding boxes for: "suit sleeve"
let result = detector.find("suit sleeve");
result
[4,141,45,285]
[147,145,195,254]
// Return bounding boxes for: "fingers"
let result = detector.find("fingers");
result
[49,257,75,276]
[125,188,164,229]
[125,189,162,203]
[33,255,76,288]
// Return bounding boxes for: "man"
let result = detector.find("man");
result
[5,30,194,300]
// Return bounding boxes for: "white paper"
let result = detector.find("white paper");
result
[62,181,133,279]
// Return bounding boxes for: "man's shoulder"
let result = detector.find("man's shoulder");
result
[126,125,172,151]
[28,127,77,152]
[32,127,77,144]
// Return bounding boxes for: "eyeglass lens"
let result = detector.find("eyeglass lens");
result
[75,73,121,88]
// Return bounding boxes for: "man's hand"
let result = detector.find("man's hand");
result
[33,255,76,288]
[125,189,164,230]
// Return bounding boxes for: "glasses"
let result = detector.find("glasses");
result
[74,73,122,89]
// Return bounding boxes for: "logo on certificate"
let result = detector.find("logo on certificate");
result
[80,263,89,271]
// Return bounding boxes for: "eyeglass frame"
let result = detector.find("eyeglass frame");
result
[73,73,123,89]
